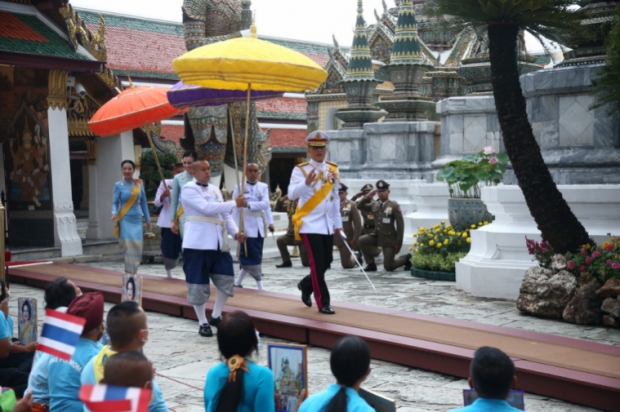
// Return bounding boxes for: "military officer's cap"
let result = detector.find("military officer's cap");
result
[360,183,373,193]
[306,130,330,147]
[338,183,348,193]
[376,180,390,191]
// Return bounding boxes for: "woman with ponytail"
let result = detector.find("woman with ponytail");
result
[299,336,373,412]
[204,311,275,412]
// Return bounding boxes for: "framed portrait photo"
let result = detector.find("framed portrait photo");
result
[121,274,143,307]
[267,343,308,412]
[463,389,525,410]
[17,297,38,345]
[359,388,396,412]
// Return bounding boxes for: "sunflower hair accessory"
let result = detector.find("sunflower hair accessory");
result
[226,355,249,382]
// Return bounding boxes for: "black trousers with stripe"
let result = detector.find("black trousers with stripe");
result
[299,233,333,309]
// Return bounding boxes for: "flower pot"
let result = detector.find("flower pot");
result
[448,198,494,231]
[411,267,455,281]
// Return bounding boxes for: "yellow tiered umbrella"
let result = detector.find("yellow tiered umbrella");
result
[172,24,327,253]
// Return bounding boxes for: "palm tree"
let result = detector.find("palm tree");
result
[426,0,591,254]
[592,4,620,117]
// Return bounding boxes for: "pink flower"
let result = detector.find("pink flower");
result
[489,157,498,164]
[606,245,614,251]
[483,146,495,155]
[581,249,587,256]
[602,272,607,277]
[586,257,592,264]
[612,263,620,270]
[607,259,613,265]
[580,265,586,272]
[567,261,575,269]
[592,251,601,258]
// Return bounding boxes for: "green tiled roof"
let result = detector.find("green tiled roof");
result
[112,69,180,80]
[272,146,306,153]
[0,12,88,60]
[257,111,307,120]
[77,10,332,55]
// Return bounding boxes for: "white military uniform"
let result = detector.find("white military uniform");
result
[288,159,343,234]
[232,181,271,287]
[155,179,183,273]
[154,179,173,228]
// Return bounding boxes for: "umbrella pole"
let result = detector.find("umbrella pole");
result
[146,125,166,183]
[240,84,252,257]
[228,110,243,259]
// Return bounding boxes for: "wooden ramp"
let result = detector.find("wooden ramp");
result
[9,262,620,412]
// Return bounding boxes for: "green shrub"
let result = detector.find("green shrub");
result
[412,252,467,273]
[139,149,177,199]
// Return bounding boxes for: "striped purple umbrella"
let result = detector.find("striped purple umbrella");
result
[167,81,284,109]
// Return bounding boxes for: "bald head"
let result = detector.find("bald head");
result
[102,350,153,388]
[192,160,211,184]
[246,163,260,183]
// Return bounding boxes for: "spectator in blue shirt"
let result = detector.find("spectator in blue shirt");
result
[299,336,373,412]
[449,346,521,412]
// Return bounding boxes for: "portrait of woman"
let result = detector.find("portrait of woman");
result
[18,298,37,345]
[122,274,142,306]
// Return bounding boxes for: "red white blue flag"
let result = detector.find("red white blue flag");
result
[79,384,152,412]
[38,309,86,361]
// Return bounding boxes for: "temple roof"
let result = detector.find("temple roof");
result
[345,0,376,81]
[390,0,425,66]
[0,8,101,70]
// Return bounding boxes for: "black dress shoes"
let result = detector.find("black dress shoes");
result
[208,316,222,327]
[319,306,335,315]
[355,251,364,265]
[364,263,377,272]
[404,253,413,270]
[297,281,312,307]
[199,324,213,337]
[276,261,292,268]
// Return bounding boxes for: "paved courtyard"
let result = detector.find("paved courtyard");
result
[10,254,618,411]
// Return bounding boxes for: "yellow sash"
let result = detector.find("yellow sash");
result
[173,205,184,225]
[93,345,117,383]
[113,183,140,238]
[292,165,336,241]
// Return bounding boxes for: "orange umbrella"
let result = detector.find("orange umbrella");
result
[88,86,184,137]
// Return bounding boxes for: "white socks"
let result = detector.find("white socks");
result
[211,288,229,319]
[166,269,173,278]
[193,304,208,325]
[235,269,247,287]
[256,280,264,291]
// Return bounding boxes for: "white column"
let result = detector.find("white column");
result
[86,131,135,240]
[47,107,83,256]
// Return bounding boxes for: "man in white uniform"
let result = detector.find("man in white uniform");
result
[170,150,198,238]
[154,163,184,278]
[180,160,247,337]
[288,131,343,315]
[232,163,271,290]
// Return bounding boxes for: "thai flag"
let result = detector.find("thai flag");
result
[38,309,86,361]
[79,384,152,412]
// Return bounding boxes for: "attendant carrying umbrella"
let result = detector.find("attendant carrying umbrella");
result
[88,85,187,183]
[172,24,327,244]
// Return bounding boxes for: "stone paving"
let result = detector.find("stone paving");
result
[10,253,619,411]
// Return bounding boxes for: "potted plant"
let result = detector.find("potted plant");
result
[409,221,488,280]
[436,146,508,230]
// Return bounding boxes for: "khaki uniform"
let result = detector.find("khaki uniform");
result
[333,199,362,268]
[274,197,309,266]
[356,200,376,236]
[358,197,408,271]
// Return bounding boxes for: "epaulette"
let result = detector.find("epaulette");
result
[296,162,309,167]
[326,161,338,167]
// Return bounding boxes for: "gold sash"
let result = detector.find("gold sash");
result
[93,345,117,383]
[113,183,140,238]
[292,165,336,241]
[174,205,185,225]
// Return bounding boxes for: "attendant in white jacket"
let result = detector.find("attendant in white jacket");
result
[154,163,184,278]
[180,160,247,337]
[232,163,271,290]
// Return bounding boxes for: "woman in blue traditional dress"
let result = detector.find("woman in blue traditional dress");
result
[111,160,151,275]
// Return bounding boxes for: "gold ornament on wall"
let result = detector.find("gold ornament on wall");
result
[47,70,69,111]
[59,4,107,62]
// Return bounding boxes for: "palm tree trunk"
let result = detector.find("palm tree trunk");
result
[486,23,591,254]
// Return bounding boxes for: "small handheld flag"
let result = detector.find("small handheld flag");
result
[79,384,152,412]
[38,309,86,361]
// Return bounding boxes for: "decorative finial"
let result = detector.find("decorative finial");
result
[332,34,339,49]
[127,75,135,88]
[382,0,388,13]
[250,12,257,38]
[374,8,381,22]
[357,0,363,15]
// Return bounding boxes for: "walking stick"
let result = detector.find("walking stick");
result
[339,231,376,291]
